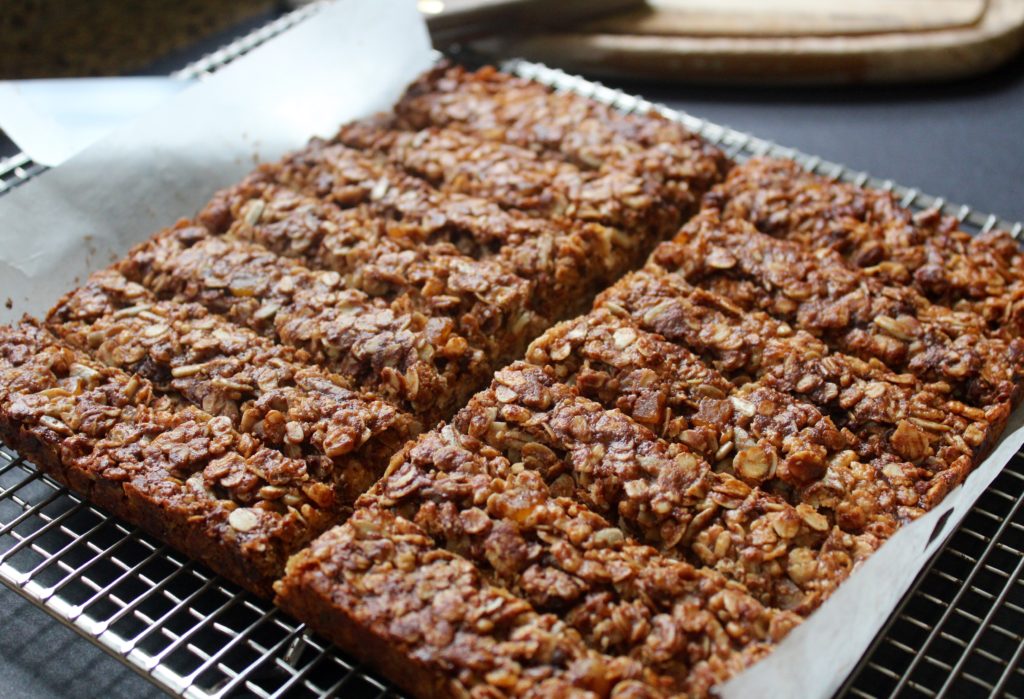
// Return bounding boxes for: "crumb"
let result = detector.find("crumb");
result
[4,298,12,310]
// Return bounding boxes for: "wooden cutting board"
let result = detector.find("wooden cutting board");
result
[473,0,1024,84]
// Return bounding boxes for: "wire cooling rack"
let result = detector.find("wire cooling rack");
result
[2,7,1024,698]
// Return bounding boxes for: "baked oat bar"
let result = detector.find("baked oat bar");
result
[656,211,1024,409]
[361,426,800,693]
[250,141,647,319]
[707,158,1024,335]
[200,171,632,323]
[0,322,339,596]
[48,270,419,504]
[275,507,677,699]
[453,362,880,613]
[393,64,730,215]
[197,180,546,366]
[595,269,1001,511]
[117,223,490,424]
[525,309,919,533]
[335,122,680,242]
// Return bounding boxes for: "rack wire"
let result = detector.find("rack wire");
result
[1,6,1023,698]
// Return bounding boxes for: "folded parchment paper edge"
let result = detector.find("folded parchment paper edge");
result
[0,0,433,323]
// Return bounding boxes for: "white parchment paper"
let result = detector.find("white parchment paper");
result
[0,0,433,323]
[720,406,1024,698]
[0,3,1020,696]
[0,77,189,166]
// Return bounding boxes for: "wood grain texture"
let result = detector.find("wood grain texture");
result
[477,0,1024,84]
[584,0,987,37]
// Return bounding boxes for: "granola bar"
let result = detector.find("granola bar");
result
[707,158,1024,334]
[359,426,799,693]
[393,64,730,215]
[0,322,339,596]
[48,270,419,504]
[657,210,1024,409]
[335,122,680,242]
[196,180,546,365]
[275,507,677,699]
[453,362,879,613]
[524,309,922,532]
[200,169,635,323]
[595,269,1001,510]
[117,223,490,424]
[258,140,652,320]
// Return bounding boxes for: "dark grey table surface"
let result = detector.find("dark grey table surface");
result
[1,40,1023,699]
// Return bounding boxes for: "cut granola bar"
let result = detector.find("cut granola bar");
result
[453,362,879,613]
[393,64,729,215]
[200,170,632,323]
[359,426,799,693]
[0,322,339,596]
[707,158,1024,335]
[595,268,1001,511]
[335,122,680,241]
[656,211,1024,409]
[117,224,490,424]
[48,270,419,504]
[524,309,922,532]
[275,507,678,699]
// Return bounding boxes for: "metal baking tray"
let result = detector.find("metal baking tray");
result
[2,6,1023,698]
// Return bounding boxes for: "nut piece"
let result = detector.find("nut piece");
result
[228,507,260,532]
[612,327,637,349]
[592,527,625,546]
[285,421,305,445]
[890,419,932,462]
[733,446,771,482]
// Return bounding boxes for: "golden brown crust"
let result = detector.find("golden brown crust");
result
[0,321,341,597]
[707,158,1024,335]
[274,508,676,699]
[47,270,419,505]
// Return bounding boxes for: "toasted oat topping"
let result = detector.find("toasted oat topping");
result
[362,426,799,693]
[49,270,419,504]
[0,322,339,596]
[708,158,1024,335]
[276,508,677,698]
[657,210,1024,407]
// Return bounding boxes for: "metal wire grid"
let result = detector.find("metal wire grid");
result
[0,151,46,197]
[0,447,392,699]
[842,452,1024,698]
[0,11,1022,696]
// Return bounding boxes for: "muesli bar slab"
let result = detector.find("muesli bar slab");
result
[453,362,879,613]
[359,426,800,693]
[393,64,730,215]
[117,224,490,424]
[250,141,644,320]
[525,308,921,532]
[659,210,1024,409]
[48,270,419,504]
[275,507,678,699]
[707,158,1024,335]
[595,268,1002,511]
[335,122,681,242]
[0,322,340,596]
